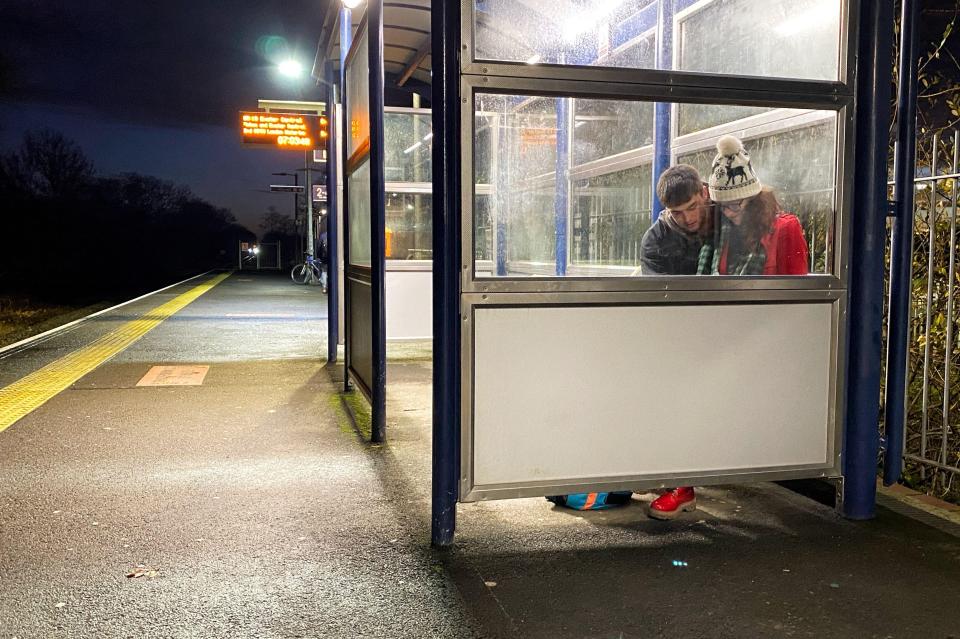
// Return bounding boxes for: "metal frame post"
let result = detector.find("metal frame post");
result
[326,63,340,364]
[340,7,353,392]
[883,0,920,486]
[431,0,461,548]
[369,0,388,443]
[555,96,570,276]
[651,0,674,220]
[305,151,315,260]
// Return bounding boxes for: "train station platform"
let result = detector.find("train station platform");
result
[1,271,959,638]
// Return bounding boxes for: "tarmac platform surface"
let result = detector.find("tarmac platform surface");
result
[1,271,958,638]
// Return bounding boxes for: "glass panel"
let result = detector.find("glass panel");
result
[348,158,371,267]
[473,0,842,81]
[571,166,652,267]
[475,194,494,262]
[346,28,370,159]
[678,116,837,274]
[573,99,653,165]
[384,112,432,183]
[677,104,769,137]
[385,192,432,260]
[475,114,496,186]
[474,92,838,277]
[678,0,841,81]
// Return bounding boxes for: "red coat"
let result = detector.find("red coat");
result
[719,213,809,275]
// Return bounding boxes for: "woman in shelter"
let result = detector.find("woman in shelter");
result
[696,134,809,276]
[647,134,809,520]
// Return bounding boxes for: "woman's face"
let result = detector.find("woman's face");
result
[719,196,753,225]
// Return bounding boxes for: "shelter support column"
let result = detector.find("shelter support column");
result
[843,0,894,518]
[651,0,673,219]
[340,6,352,392]
[883,0,921,486]
[326,64,340,365]
[431,0,461,548]
[369,0,387,443]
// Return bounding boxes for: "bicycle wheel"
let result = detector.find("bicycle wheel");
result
[291,263,311,284]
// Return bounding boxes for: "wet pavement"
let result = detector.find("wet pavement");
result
[1,270,958,638]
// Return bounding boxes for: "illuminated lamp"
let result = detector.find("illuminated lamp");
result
[278,59,304,78]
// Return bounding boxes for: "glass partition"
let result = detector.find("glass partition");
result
[473,0,843,82]
[349,159,372,267]
[571,166,652,269]
[384,112,432,183]
[385,192,432,259]
[346,28,370,159]
[383,109,434,262]
[473,91,838,278]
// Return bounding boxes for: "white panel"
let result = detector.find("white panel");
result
[473,303,833,486]
[385,269,433,340]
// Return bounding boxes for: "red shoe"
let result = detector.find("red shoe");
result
[648,487,696,520]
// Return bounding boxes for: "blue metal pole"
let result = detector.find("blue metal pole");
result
[555,96,569,276]
[340,7,353,393]
[883,0,920,486]
[651,0,673,221]
[369,0,387,444]
[843,0,894,519]
[326,62,339,365]
[431,0,461,548]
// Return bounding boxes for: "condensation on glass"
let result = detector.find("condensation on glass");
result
[384,110,433,260]
[473,0,842,82]
[473,91,838,278]
[346,28,370,159]
[349,159,372,267]
[384,112,432,183]
[385,192,432,259]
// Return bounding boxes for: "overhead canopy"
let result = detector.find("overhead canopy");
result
[314,0,432,91]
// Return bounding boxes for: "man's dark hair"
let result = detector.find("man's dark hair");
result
[656,164,703,209]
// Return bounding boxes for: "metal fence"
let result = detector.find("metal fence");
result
[883,131,960,498]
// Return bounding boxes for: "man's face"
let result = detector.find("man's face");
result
[668,185,709,233]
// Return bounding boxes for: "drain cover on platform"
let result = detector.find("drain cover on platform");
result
[136,365,209,387]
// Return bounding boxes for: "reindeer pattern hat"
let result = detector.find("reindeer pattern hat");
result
[708,134,762,202]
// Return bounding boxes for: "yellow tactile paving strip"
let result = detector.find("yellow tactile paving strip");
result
[0,272,230,433]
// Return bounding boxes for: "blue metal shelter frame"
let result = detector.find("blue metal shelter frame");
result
[431,0,917,546]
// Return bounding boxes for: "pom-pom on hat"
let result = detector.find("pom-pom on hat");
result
[708,134,762,202]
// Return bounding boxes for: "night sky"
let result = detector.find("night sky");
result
[0,0,332,231]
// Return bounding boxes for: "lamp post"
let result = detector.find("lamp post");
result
[273,171,301,257]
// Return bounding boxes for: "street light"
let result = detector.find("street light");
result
[278,59,304,78]
[342,0,364,8]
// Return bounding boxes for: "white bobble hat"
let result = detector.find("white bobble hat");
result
[708,134,762,202]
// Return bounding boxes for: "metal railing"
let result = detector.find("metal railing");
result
[883,131,960,497]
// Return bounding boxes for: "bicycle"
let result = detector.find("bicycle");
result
[290,254,327,292]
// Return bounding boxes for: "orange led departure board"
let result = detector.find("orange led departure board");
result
[240,112,317,149]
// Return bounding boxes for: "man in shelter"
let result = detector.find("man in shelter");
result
[638,164,715,519]
[639,164,713,275]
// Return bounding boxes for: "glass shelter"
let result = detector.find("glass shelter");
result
[318,0,899,545]
[455,0,854,502]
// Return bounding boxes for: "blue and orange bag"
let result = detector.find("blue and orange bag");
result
[546,491,633,510]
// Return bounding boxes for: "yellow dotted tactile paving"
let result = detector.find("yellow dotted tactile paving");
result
[0,272,231,433]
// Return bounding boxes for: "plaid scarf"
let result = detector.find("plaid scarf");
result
[697,217,766,275]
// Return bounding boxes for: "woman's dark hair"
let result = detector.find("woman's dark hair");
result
[740,187,780,246]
